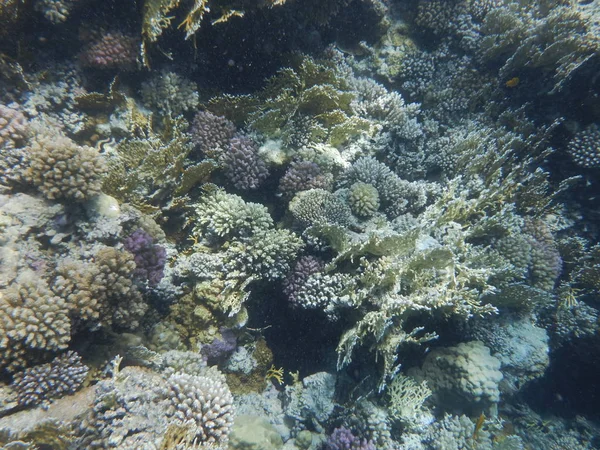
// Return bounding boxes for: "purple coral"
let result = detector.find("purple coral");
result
[283,256,324,308]
[190,110,237,157]
[200,328,237,363]
[79,30,139,71]
[325,427,376,450]
[123,229,167,286]
[278,160,332,199]
[219,135,269,190]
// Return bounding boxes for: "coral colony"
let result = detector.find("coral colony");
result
[1,0,600,449]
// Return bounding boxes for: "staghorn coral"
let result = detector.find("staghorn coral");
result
[219,135,270,190]
[79,30,139,71]
[20,129,106,201]
[567,123,600,168]
[190,110,237,158]
[11,351,88,407]
[193,188,273,242]
[224,228,304,281]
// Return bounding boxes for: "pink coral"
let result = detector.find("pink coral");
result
[80,31,139,71]
[0,103,28,149]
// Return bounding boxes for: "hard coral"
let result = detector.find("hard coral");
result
[80,30,139,71]
[0,270,71,372]
[278,160,333,200]
[0,103,28,149]
[190,110,237,158]
[12,351,88,407]
[123,229,167,286]
[22,130,106,201]
[219,135,270,190]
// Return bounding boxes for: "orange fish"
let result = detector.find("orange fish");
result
[505,77,520,87]
[472,413,486,440]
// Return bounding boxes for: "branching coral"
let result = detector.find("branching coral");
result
[0,270,71,372]
[12,351,88,407]
[21,129,106,201]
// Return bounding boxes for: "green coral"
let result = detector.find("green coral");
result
[102,118,217,216]
[348,182,380,218]
[208,55,375,147]
[289,189,352,228]
[188,188,304,315]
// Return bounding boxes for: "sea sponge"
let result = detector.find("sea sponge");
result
[22,130,106,201]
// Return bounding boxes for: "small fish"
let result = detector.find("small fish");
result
[472,413,486,440]
[505,77,520,88]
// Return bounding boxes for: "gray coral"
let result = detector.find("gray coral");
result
[0,270,71,372]
[567,124,600,168]
[11,351,88,407]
